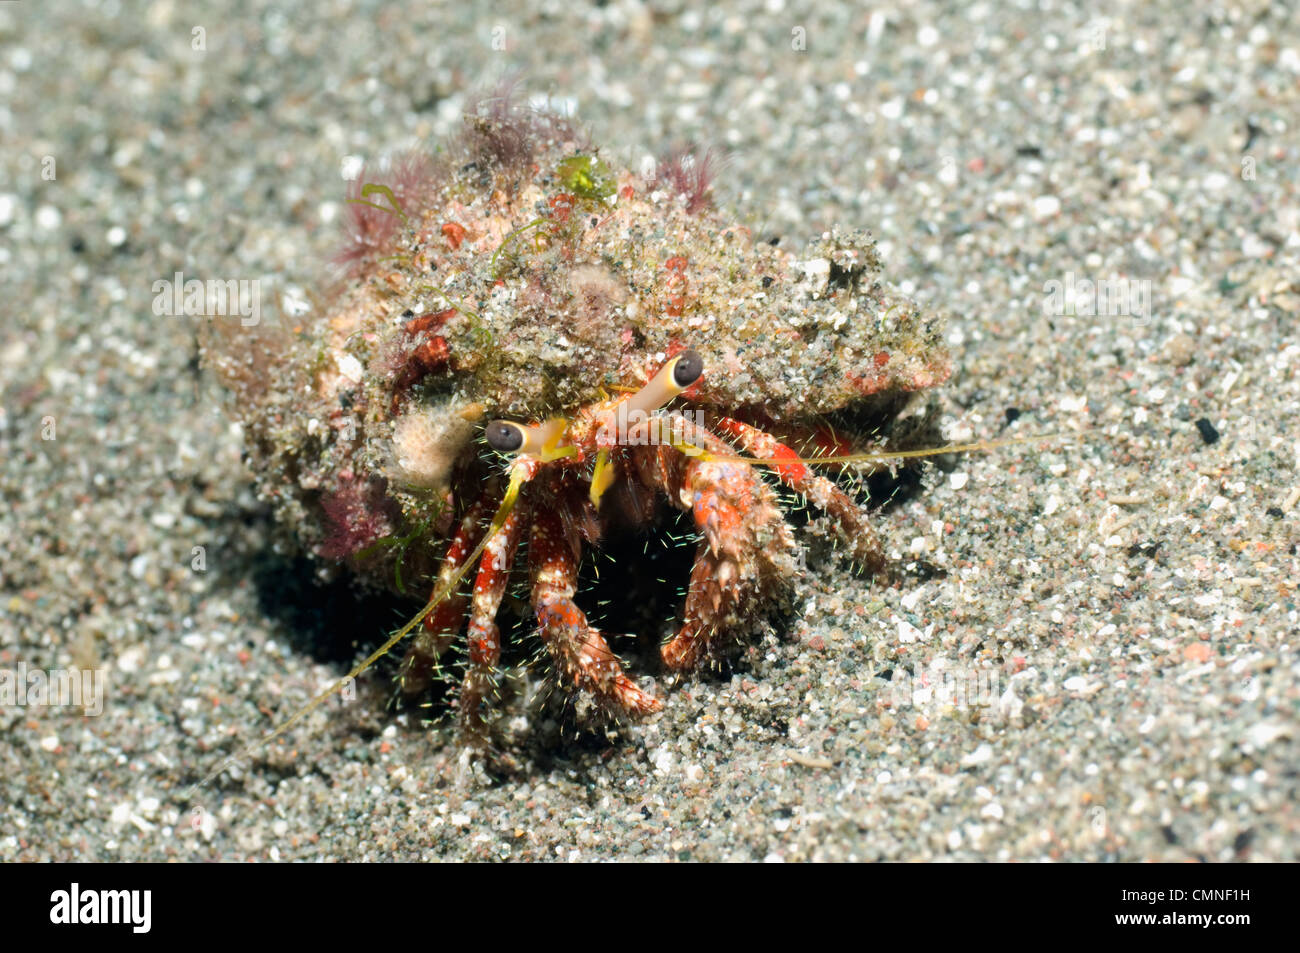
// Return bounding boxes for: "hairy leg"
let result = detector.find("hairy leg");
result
[634,421,796,671]
[458,506,527,737]
[714,416,886,573]
[399,498,489,697]
[529,507,661,715]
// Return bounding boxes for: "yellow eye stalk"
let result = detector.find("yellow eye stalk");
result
[484,417,576,462]
[621,349,704,421]
[588,350,704,507]
[484,350,707,510]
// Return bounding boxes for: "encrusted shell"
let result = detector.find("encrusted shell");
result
[203,99,949,584]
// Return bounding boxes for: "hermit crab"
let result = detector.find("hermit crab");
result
[202,94,956,751]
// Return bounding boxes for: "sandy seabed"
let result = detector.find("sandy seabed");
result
[1,0,1297,861]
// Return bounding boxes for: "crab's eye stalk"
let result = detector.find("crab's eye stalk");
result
[624,349,707,419]
[671,349,704,389]
[485,421,527,453]
[484,417,575,461]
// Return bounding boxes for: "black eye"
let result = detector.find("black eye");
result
[485,421,525,452]
[672,349,704,388]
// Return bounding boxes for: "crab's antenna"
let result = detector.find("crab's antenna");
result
[674,431,1079,467]
[184,462,531,800]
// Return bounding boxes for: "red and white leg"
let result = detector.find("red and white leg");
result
[714,416,885,573]
[399,498,489,697]
[634,421,797,671]
[458,506,527,736]
[529,508,661,716]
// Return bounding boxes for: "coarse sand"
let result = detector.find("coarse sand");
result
[1,0,1297,861]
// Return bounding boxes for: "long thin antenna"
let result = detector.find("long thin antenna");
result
[184,463,529,800]
[674,431,1075,466]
